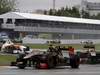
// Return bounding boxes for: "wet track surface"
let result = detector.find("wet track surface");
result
[0,65,100,75]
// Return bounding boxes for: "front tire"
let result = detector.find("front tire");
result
[17,64,26,69]
[16,58,27,69]
[10,62,16,66]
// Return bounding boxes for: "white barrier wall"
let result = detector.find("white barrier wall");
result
[22,37,52,44]
[22,37,100,44]
[61,39,100,44]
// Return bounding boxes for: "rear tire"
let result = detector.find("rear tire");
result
[70,55,80,68]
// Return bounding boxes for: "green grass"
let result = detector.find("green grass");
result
[26,44,49,49]
[25,44,100,51]
[25,44,82,49]
[0,55,16,66]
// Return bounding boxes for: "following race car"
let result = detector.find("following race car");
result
[1,39,30,54]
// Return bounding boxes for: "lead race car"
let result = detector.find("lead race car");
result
[11,45,80,69]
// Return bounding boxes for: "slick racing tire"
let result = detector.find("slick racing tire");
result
[10,62,16,66]
[70,55,80,68]
[16,59,27,69]
[17,64,26,69]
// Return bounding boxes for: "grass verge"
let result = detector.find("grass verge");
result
[25,44,100,51]
[0,55,16,66]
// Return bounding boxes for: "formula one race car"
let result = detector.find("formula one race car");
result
[11,46,80,69]
[1,39,30,54]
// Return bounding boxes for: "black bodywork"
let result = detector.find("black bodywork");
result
[11,47,80,69]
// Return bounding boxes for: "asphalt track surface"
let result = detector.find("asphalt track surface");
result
[0,65,100,75]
